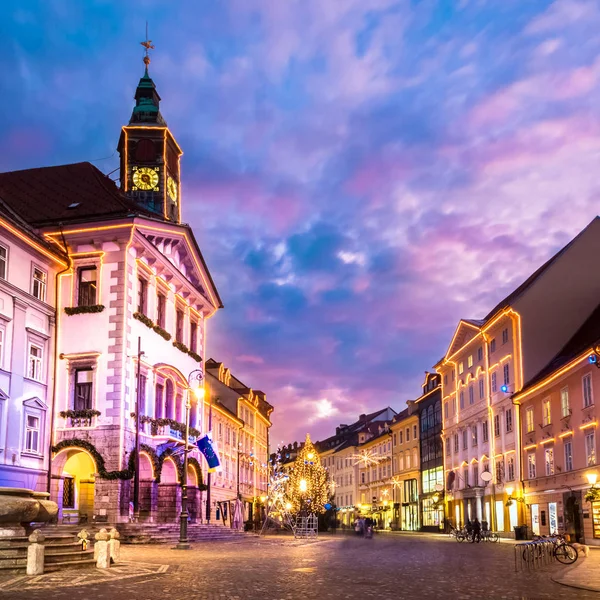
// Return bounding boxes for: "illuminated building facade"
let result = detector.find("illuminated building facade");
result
[390,408,420,530]
[205,359,273,524]
[415,373,444,532]
[438,217,600,536]
[516,304,600,545]
[0,60,224,524]
[0,207,67,491]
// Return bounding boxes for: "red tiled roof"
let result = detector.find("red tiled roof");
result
[0,162,154,226]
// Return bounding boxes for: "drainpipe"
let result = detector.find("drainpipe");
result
[46,228,71,494]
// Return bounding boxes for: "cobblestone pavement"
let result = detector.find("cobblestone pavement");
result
[552,547,600,592]
[0,534,593,599]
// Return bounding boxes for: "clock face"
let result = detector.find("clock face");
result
[132,166,159,191]
[167,176,178,203]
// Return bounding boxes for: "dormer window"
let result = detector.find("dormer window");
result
[137,277,147,315]
[77,266,97,306]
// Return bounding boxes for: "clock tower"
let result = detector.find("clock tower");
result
[117,41,182,222]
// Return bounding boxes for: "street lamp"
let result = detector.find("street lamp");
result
[176,369,204,550]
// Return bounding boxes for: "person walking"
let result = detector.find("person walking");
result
[472,517,482,543]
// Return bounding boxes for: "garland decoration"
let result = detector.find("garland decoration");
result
[64,305,105,316]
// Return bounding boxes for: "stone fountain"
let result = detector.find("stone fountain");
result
[0,487,58,537]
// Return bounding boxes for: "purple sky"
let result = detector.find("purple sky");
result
[2,1,600,445]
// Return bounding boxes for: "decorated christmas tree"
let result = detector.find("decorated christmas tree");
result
[285,433,329,514]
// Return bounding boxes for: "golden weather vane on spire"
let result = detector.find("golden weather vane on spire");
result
[141,22,154,69]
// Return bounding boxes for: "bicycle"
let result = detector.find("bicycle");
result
[481,530,499,543]
[523,535,578,565]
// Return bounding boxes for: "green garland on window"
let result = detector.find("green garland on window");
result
[133,312,154,329]
[131,413,201,439]
[64,305,105,316]
[153,324,172,341]
[188,350,202,363]
[173,340,190,355]
[59,409,101,420]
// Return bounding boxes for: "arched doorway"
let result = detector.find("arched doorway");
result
[157,457,180,522]
[54,449,96,523]
[139,452,156,521]
[186,464,200,523]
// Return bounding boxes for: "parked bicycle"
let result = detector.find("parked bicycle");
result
[481,529,499,543]
[524,535,578,565]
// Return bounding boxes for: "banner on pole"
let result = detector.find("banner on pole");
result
[197,433,222,473]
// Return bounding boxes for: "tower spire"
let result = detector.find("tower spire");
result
[141,22,155,74]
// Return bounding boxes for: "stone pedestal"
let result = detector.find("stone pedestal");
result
[109,528,120,564]
[94,529,110,569]
[27,530,45,576]
[0,487,58,537]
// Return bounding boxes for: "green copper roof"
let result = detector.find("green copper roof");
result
[129,68,166,125]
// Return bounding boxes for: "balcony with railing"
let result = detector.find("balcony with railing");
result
[59,409,101,428]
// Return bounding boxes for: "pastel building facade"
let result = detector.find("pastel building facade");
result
[438,218,600,535]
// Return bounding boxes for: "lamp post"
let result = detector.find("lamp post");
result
[176,369,204,550]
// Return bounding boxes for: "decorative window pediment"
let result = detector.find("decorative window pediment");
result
[23,396,48,411]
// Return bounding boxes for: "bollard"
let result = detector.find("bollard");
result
[78,529,90,550]
[27,530,45,576]
[94,528,110,569]
[108,528,120,564]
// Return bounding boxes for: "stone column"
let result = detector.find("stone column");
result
[27,530,45,576]
[476,496,483,521]
[94,529,110,569]
[108,528,120,564]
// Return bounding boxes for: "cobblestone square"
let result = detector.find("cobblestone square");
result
[0,534,593,599]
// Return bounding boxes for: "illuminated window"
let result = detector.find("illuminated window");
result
[564,440,573,472]
[586,431,596,466]
[24,415,40,453]
[479,379,484,399]
[477,347,483,362]
[543,398,551,426]
[482,420,489,443]
[137,277,147,314]
[507,456,515,481]
[583,374,593,408]
[28,343,43,381]
[491,372,497,393]
[77,266,97,306]
[0,244,7,279]
[32,266,47,301]
[458,362,464,375]
[545,447,554,476]
[527,453,536,479]
[471,425,478,447]
[560,387,570,418]
[526,407,534,433]
[469,385,474,405]
[502,328,508,344]
[467,355,473,368]
[495,458,504,483]
[505,408,513,433]
[490,338,496,353]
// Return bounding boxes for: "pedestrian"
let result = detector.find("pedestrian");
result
[472,518,481,543]
[466,519,473,536]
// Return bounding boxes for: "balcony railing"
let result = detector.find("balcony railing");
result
[59,410,101,428]
[132,414,198,443]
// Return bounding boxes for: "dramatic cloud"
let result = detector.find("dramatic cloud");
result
[2,0,600,444]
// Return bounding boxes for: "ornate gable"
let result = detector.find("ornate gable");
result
[445,320,482,360]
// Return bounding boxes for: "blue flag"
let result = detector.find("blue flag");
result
[197,433,221,472]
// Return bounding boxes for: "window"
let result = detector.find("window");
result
[458,362,464,375]
[190,321,198,353]
[0,244,7,279]
[462,429,468,450]
[467,355,473,368]
[507,456,515,481]
[479,379,484,399]
[137,278,147,314]
[564,440,573,472]
[490,338,496,353]
[503,364,510,386]
[155,383,164,418]
[560,387,570,418]
[482,420,489,443]
[463,466,469,488]
[477,347,483,362]
[491,372,497,393]
[157,293,166,328]
[473,464,479,486]
[446,438,451,455]
[0,328,3,368]
[361,472,365,484]
[459,391,464,409]
[32,267,47,301]
[406,427,410,442]
[586,430,596,466]
[413,425,417,439]
[494,414,500,437]
[452,398,457,414]
[444,402,448,419]
[495,458,504,483]
[506,408,513,433]
[398,431,403,444]
[63,477,75,508]
[74,368,93,410]
[526,407,534,433]
[502,328,508,344]
[527,452,536,479]
[469,385,474,405]
[25,415,40,452]
[543,398,551,426]
[28,344,43,381]
[545,447,554,476]
[176,308,184,343]
[77,266,97,306]
[583,374,593,408]
[444,374,448,385]
[454,434,459,453]
[471,425,478,447]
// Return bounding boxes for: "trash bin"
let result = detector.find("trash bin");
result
[513,525,528,540]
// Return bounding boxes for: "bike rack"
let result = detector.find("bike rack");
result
[514,537,559,572]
